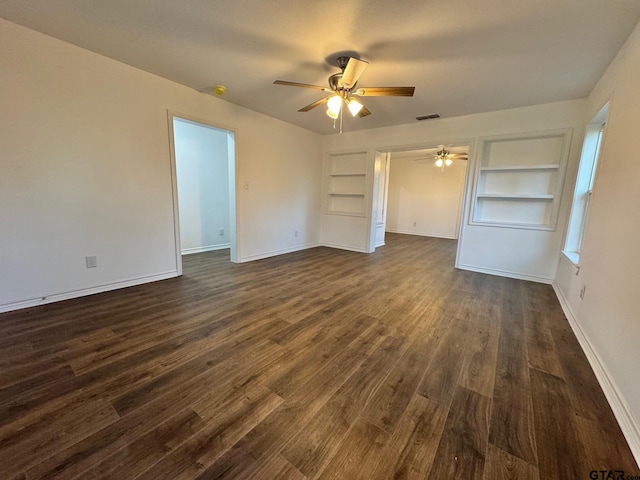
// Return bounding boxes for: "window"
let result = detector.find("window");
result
[563,104,608,264]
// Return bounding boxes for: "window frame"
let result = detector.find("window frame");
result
[563,105,608,265]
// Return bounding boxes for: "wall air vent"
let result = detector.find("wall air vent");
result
[416,113,440,121]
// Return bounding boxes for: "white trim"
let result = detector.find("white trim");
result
[560,250,580,268]
[456,263,553,284]
[552,283,640,468]
[319,242,369,254]
[386,229,457,240]
[181,244,230,255]
[239,243,320,263]
[0,271,178,313]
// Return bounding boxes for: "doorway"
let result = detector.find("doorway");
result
[168,113,237,274]
[373,143,471,261]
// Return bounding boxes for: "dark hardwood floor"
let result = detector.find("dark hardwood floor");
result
[0,233,637,479]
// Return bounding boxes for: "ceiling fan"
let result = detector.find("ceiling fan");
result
[415,148,469,172]
[274,56,415,131]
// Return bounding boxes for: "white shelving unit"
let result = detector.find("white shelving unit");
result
[471,130,571,230]
[325,152,367,216]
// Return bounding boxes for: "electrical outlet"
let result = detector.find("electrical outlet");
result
[294,230,298,237]
[580,285,586,299]
[219,228,224,236]
[413,222,417,227]
[243,181,249,190]
[85,256,97,268]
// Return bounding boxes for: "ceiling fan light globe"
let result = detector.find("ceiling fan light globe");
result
[347,99,364,117]
[326,108,339,119]
[445,158,453,166]
[327,95,342,116]
[435,159,443,168]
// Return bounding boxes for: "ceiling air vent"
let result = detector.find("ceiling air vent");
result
[416,113,440,121]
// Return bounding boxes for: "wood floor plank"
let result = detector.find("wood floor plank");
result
[522,286,565,378]
[416,316,470,407]
[318,419,389,480]
[370,393,447,480]
[459,296,501,397]
[483,444,539,480]
[427,386,491,480]
[488,281,538,465]
[360,336,431,433]
[529,367,586,479]
[252,454,307,480]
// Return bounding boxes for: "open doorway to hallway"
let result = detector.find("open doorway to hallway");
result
[168,114,237,274]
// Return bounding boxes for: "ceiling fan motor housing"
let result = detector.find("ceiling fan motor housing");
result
[328,73,355,92]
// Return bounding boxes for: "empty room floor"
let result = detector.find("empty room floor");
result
[0,233,637,479]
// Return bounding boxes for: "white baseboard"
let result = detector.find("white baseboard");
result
[0,271,179,313]
[553,282,640,468]
[239,243,320,263]
[456,263,553,284]
[320,242,369,254]
[386,229,457,240]
[181,244,230,255]
[375,241,386,247]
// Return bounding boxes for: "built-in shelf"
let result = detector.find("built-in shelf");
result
[480,164,560,172]
[325,151,368,216]
[476,193,554,200]
[471,129,571,229]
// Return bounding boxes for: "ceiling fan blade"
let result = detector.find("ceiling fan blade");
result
[353,87,415,97]
[339,58,369,89]
[298,97,330,112]
[274,80,330,91]
[357,105,371,118]
[449,154,468,159]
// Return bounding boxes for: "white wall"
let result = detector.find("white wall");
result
[555,20,640,461]
[174,119,230,254]
[324,99,586,281]
[386,157,466,239]
[0,18,322,311]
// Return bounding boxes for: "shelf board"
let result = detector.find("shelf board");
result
[470,219,554,231]
[328,172,366,177]
[325,210,366,217]
[480,164,560,172]
[328,192,365,197]
[476,193,554,200]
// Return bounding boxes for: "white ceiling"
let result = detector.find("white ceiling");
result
[2,0,639,135]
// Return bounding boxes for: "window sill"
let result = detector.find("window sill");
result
[561,250,580,267]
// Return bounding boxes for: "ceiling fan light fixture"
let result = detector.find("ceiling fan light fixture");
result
[346,98,363,117]
[327,95,342,116]
[326,108,339,119]
[435,159,444,168]
[445,158,453,167]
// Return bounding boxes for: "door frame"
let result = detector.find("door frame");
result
[167,110,239,275]
[370,138,475,265]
